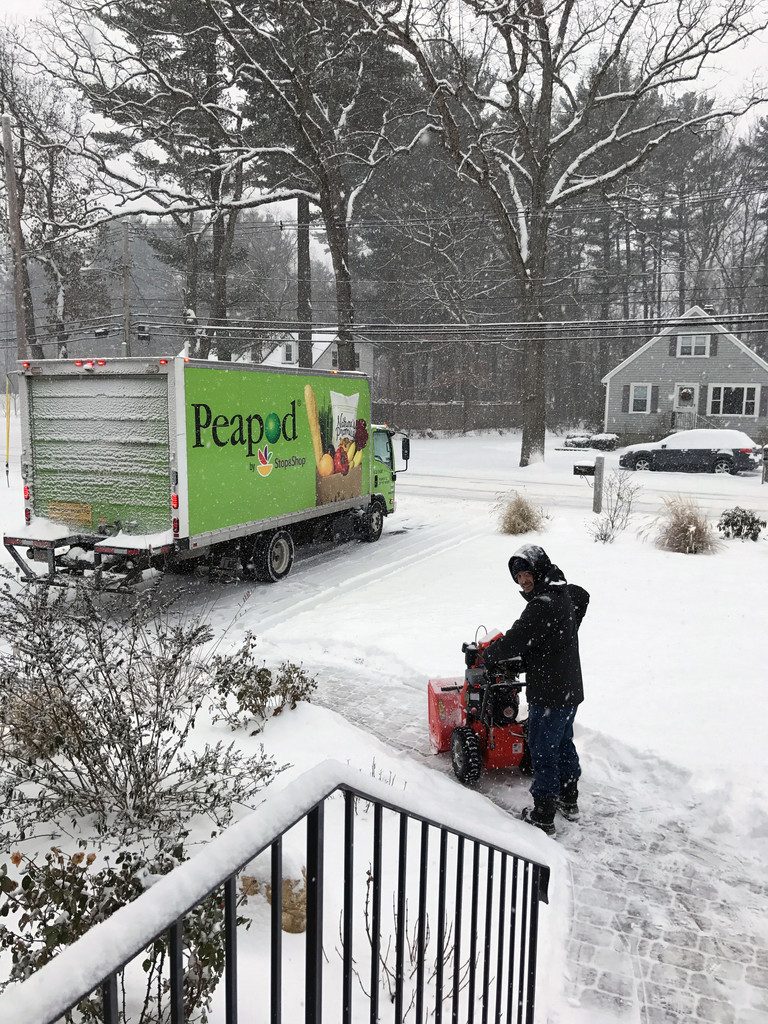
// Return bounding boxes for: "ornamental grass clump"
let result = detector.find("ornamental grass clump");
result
[654,496,718,554]
[496,491,548,535]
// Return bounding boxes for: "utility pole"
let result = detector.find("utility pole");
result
[2,115,29,360]
[297,196,312,368]
[122,222,131,357]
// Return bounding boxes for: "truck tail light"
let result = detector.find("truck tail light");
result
[84,360,94,371]
[23,485,29,500]
[171,493,179,510]
[21,360,30,370]
[737,448,753,454]
[74,359,84,367]
[159,358,169,366]
[125,548,139,557]
[172,517,179,537]
[96,359,107,366]
[24,508,31,524]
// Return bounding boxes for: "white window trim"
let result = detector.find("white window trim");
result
[629,382,653,414]
[673,383,699,412]
[282,343,294,363]
[676,333,710,357]
[707,383,760,418]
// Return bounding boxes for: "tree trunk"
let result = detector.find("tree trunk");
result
[297,196,313,368]
[20,249,43,359]
[323,201,356,371]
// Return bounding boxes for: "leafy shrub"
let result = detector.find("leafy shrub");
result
[0,579,281,844]
[717,507,766,541]
[588,470,640,544]
[496,491,548,535]
[0,844,236,1022]
[211,633,316,734]
[653,496,718,554]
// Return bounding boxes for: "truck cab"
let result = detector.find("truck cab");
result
[372,426,409,514]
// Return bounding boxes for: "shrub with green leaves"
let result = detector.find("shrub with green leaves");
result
[717,507,766,541]
[0,844,236,1022]
[211,633,316,734]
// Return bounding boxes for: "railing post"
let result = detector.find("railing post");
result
[452,836,465,1024]
[525,865,543,1024]
[468,841,480,1024]
[506,858,519,1024]
[101,973,118,1024]
[342,791,354,1024]
[306,802,325,1024]
[394,812,408,1024]
[271,838,283,1024]
[482,849,495,1024]
[169,918,184,1024]
[416,822,429,1024]
[370,803,383,1024]
[435,829,448,1024]
[224,875,238,1023]
[516,863,530,1024]
[495,855,508,1023]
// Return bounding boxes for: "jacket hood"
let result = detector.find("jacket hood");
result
[508,545,567,594]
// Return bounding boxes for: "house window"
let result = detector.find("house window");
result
[677,334,710,357]
[709,385,757,417]
[331,347,360,369]
[630,383,651,413]
[283,342,294,363]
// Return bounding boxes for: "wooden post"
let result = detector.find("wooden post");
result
[2,115,28,360]
[297,196,312,368]
[122,222,131,357]
[593,455,605,513]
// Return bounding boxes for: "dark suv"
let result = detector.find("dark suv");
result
[619,429,762,474]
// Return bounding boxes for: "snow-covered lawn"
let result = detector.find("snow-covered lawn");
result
[2,417,767,1022]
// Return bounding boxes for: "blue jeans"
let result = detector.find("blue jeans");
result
[527,705,580,802]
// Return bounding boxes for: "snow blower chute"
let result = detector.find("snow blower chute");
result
[427,630,532,785]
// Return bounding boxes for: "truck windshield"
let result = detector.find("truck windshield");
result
[373,430,393,468]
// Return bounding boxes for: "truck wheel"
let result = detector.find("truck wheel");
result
[362,501,384,543]
[250,529,295,583]
[451,727,482,786]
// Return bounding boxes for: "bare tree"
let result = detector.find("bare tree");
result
[342,0,767,463]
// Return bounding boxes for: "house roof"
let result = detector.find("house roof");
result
[601,305,768,384]
[261,331,337,367]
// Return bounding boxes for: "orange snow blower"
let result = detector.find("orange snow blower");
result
[428,631,531,785]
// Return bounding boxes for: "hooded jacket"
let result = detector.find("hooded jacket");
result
[486,545,589,707]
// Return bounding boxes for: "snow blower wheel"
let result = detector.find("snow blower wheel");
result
[451,727,482,785]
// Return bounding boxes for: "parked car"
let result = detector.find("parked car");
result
[618,428,763,474]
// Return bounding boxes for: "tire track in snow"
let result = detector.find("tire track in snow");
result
[254,522,484,634]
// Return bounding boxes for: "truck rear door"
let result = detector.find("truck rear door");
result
[27,371,171,535]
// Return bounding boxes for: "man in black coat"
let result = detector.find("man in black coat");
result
[485,545,589,836]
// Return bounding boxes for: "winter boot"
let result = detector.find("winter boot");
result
[520,797,556,837]
[557,781,579,822]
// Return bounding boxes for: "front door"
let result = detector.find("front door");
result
[372,429,395,512]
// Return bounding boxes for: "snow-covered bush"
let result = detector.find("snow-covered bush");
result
[653,496,718,554]
[717,507,766,541]
[0,844,236,1022]
[588,470,640,544]
[496,491,548,535]
[211,633,316,734]
[0,579,281,844]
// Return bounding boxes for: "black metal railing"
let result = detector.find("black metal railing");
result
[0,767,551,1024]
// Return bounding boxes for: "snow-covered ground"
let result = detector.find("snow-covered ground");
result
[2,418,767,1022]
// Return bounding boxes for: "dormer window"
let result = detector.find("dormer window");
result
[283,342,294,363]
[677,334,709,357]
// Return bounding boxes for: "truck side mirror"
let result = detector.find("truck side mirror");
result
[402,436,410,463]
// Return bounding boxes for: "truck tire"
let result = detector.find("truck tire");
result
[249,529,295,583]
[362,501,385,543]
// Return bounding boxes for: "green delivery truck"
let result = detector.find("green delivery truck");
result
[4,357,409,586]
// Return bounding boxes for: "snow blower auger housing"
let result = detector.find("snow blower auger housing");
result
[427,631,531,786]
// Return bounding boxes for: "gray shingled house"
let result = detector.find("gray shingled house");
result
[602,306,768,444]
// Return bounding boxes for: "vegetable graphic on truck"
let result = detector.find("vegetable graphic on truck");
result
[4,357,409,587]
